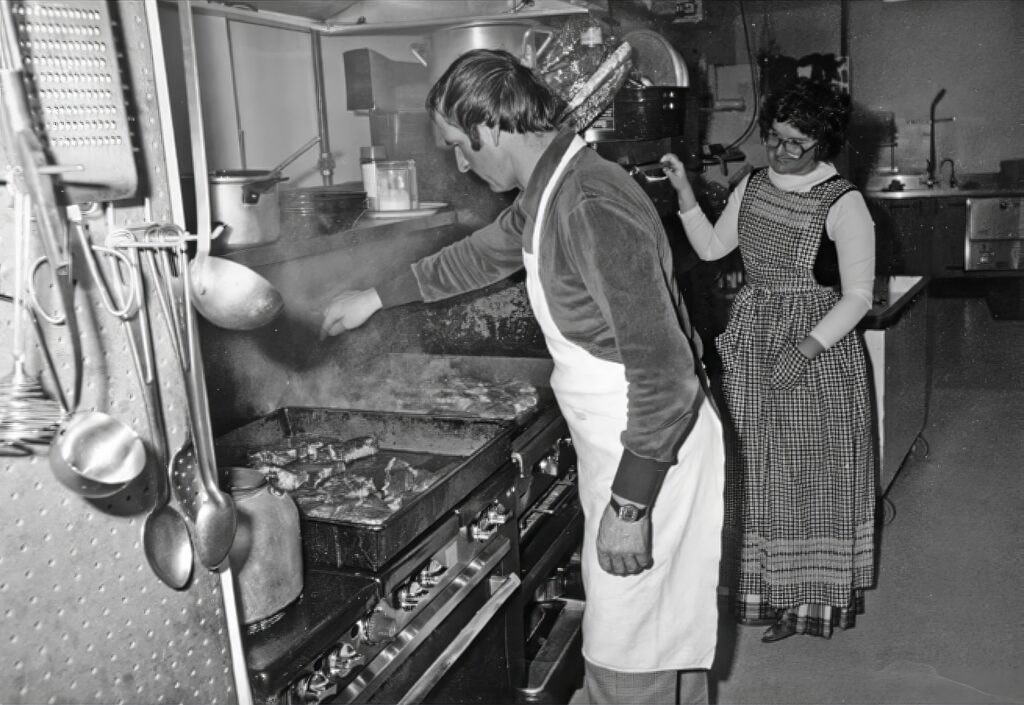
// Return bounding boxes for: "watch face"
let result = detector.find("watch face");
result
[618,504,642,522]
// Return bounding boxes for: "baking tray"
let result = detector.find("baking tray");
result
[215,406,515,571]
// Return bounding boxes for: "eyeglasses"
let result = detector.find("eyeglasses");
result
[763,131,817,158]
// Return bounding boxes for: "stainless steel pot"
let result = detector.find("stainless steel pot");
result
[208,170,285,253]
[225,466,303,624]
[411,21,556,83]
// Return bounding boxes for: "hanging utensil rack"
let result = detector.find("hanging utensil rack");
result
[0,1,244,702]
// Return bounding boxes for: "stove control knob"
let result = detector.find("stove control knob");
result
[485,501,511,525]
[327,642,364,679]
[418,559,446,587]
[537,454,558,476]
[292,670,335,703]
[398,581,426,611]
[363,611,399,644]
[470,517,497,541]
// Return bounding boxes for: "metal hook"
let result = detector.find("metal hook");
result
[70,215,137,319]
[27,255,67,326]
[105,231,154,385]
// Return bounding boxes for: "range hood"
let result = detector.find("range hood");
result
[195,0,588,34]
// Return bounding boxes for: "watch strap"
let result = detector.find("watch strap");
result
[609,496,647,521]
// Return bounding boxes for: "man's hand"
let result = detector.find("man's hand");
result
[597,503,653,576]
[320,288,382,338]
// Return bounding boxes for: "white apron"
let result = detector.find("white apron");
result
[523,136,725,672]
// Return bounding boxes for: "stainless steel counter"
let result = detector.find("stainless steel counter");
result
[866,186,1024,201]
[864,172,1024,201]
[860,276,929,493]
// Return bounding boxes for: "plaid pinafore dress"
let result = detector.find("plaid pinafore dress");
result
[718,168,876,636]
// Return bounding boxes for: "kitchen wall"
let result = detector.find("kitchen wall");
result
[159,3,431,188]
[166,1,1024,189]
[664,0,1023,186]
[847,0,1024,177]
[164,1,1024,429]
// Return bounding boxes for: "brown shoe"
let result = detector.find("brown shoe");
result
[761,612,797,643]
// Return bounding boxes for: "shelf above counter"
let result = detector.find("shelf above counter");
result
[218,207,459,269]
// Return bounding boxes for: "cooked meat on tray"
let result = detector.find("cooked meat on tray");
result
[245,433,439,524]
[416,379,539,417]
[332,377,539,419]
[247,435,379,466]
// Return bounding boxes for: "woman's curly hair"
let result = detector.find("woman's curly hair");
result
[758,77,852,161]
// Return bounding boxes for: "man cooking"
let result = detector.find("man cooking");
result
[321,49,724,705]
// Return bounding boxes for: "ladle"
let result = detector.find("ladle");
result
[4,63,140,494]
[106,230,194,590]
[188,222,284,331]
[46,217,147,499]
[179,5,283,331]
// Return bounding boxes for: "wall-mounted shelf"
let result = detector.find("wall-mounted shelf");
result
[222,207,458,269]
[184,0,585,35]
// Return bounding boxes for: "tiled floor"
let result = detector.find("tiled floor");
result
[710,285,1024,704]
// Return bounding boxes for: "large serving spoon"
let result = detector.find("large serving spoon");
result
[113,238,194,590]
[179,241,237,569]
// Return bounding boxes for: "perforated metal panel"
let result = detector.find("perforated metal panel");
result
[0,2,241,703]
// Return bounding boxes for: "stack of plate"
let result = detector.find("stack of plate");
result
[280,186,366,237]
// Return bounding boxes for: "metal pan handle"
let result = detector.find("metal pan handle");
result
[629,162,670,182]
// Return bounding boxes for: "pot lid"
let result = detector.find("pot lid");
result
[622,30,690,88]
[210,169,274,179]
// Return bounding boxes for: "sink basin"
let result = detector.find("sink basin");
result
[864,173,1024,200]
[866,173,931,192]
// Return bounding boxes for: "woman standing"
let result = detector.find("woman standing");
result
[661,78,876,642]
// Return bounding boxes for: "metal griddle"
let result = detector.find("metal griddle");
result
[215,407,515,571]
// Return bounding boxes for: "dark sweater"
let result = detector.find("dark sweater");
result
[377,130,706,505]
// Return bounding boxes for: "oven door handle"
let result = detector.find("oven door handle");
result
[398,571,521,705]
[338,536,513,703]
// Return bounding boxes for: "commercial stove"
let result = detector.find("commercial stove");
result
[214,356,583,704]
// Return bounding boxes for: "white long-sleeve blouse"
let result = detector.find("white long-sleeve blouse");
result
[678,163,875,349]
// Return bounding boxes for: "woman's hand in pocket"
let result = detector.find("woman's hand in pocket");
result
[770,342,811,390]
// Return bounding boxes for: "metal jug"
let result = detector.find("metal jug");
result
[225,466,303,625]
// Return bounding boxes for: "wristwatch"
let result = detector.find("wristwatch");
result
[609,496,648,522]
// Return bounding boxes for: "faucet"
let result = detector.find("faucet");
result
[939,158,958,189]
[925,88,946,188]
